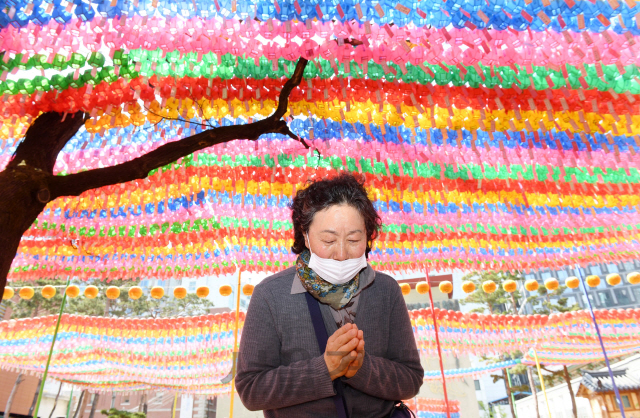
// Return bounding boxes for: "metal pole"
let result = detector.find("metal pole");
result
[33,278,70,418]
[532,349,553,418]
[65,388,73,418]
[229,268,242,418]
[426,268,451,418]
[575,265,627,418]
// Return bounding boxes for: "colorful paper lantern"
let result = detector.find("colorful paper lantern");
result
[462,281,476,294]
[66,285,80,298]
[173,286,187,299]
[41,285,56,299]
[84,285,99,299]
[502,280,517,293]
[196,286,210,298]
[150,286,165,299]
[19,287,34,300]
[565,277,580,289]
[242,284,254,296]
[106,286,121,299]
[628,272,640,285]
[544,278,559,291]
[606,274,622,286]
[525,279,539,292]
[3,287,15,299]
[439,281,453,294]
[128,286,143,300]
[482,281,497,294]
[416,282,430,294]
[400,283,411,296]
[219,285,233,297]
[586,275,601,288]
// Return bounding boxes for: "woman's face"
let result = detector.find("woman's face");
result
[304,204,367,261]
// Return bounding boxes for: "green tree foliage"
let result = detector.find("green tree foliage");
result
[100,408,146,418]
[478,401,507,418]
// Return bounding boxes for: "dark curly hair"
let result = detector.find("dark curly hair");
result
[289,173,381,257]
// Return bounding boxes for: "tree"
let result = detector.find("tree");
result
[100,408,146,418]
[4,371,25,418]
[0,57,309,302]
[478,401,507,418]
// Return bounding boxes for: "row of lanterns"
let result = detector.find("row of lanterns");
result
[3,283,255,301]
[399,272,640,296]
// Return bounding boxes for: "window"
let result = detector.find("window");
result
[633,287,640,303]
[608,263,619,273]
[474,380,481,391]
[590,265,602,276]
[557,270,568,280]
[614,288,633,306]
[622,395,632,409]
[541,271,552,280]
[189,281,196,291]
[525,273,536,282]
[597,291,615,308]
[122,396,130,405]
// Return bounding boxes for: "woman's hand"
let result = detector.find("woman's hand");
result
[344,334,364,379]
[324,324,362,381]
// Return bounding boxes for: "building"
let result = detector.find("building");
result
[576,370,640,418]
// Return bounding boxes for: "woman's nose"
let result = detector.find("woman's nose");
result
[334,242,348,261]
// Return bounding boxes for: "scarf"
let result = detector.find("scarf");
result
[295,249,361,310]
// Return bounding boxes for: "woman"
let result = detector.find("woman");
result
[236,173,423,417]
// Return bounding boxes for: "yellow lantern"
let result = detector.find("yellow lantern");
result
[128,286,143,300]
[627,272,640,285]
[3,287,15,300]
[439,281,453,294]
[606,274,621,286]
[41,285,56,299]
[242,284,254,296]
[462,281,476,294]
[106,286,120,299]
[525,279,539,292]
[150,286,165,299]
[544,278,559,291]
[502,280,517,293]
[416,281,430,294]
[586,275,601,288]
[400,283,411,296]
[174,286,188,299]
[196,286,210,298]
[19,287,34,300]
[84,285,99,299]
[482,280,497,294]
[565,277,580,289]
[219,285,233,297]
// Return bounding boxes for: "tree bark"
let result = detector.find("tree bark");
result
[48,382,63,418]
[5,372,24,418]
[527,367,541,418]
[0,58,308,301]
[88,393,100,418]
[502,368,517,418]
[72,390,87,418]
[28,378,42,416]
[563,365,578,418]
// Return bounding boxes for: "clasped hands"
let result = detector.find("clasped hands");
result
[323,323,365,380]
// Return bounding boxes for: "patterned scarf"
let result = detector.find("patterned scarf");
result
[296,249,361,310]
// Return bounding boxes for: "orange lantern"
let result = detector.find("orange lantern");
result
[544,278,559,291]
[84,285,99,299]
[462,281,476,294]
[565,277,580,289]
[3,287,15,299]
[586,275,601,288]
[502,280,517,293]
[627,272,640,285]
[219,285,233,296]
[106,286,121,299]
[19,287,34,300]
[242,284,254,296]
[525,279,539,292]
[173,286,188,299]
[439,281,453,294]
[606,274,621,286]
[400,283,411,296]
[128,286,143,300]
[416,282,430,294]
[196,286,210,298]
[41,285,56,299]
[66,285,80,298]
[482,280,497,294]
[150,286,165,299]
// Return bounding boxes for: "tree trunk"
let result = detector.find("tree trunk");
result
[527,367,541,418]
[48,382,63,418]
[5,372,25,418]
[28,378,43,416]
[72,390,87,418]
[502,368,517,418]
[563,366,578,418]
[138,394,146,412]
[88,394,100,418]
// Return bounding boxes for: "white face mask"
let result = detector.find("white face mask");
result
[306,234,368,285]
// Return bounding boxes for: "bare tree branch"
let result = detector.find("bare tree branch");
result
[49,58,309,199]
